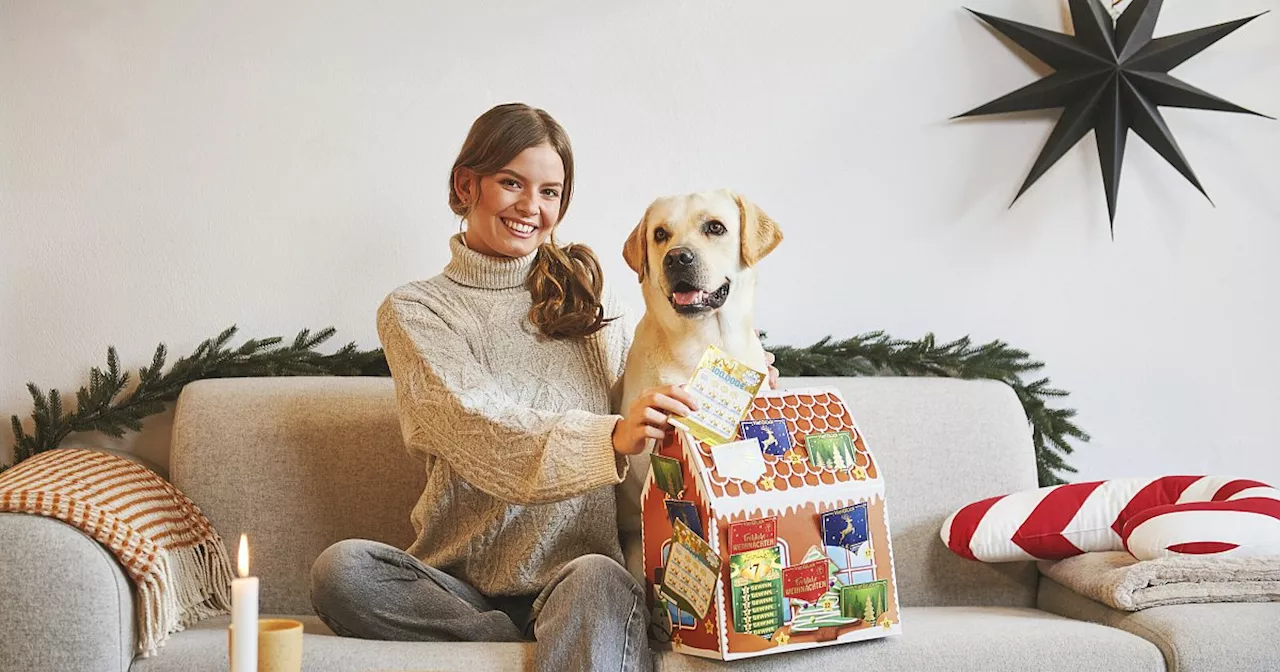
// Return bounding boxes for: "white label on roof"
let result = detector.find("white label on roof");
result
[710,438,767,483]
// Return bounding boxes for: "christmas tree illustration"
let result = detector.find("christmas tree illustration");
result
[799,545,839,576]
[789,587,856,633]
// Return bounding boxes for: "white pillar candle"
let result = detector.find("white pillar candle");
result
[230,534,258,672]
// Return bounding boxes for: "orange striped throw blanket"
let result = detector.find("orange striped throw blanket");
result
[0,448,233,657]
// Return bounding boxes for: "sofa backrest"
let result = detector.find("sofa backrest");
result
[171,375,1040,614]
[171,377,424,614]
[800,377,1040,608]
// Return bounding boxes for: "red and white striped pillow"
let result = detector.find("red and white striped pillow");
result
[941,476,1280,562]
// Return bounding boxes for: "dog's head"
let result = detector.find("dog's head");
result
[623,189,782,317]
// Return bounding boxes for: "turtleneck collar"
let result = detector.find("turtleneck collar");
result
[443,233,538,290]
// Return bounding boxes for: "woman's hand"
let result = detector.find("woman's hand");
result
[612,385,700,456]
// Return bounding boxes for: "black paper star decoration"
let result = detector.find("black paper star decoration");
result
[958,0,1271,229]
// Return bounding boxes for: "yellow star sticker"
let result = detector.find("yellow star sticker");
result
[786,450,804,466]
[851,466,868,480]
[758,476,775,491]
[774,631,790,646]
[672,633,683,648]
[879,614,893,630]
[704,620,715,634]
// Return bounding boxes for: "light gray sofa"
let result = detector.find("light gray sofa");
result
[1,376,1275,671]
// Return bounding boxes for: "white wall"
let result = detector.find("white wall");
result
[3,0,1278,483]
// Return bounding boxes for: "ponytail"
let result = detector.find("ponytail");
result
[526,238,614,339]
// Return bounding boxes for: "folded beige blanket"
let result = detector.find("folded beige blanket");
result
[1039,551,1280,611]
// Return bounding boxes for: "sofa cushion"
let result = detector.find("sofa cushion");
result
[1039,576,1280,672]
[128,607,1161,672]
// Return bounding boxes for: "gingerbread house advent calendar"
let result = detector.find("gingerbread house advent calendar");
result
[643,387,901,660]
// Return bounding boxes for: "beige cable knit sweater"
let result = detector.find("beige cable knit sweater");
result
[376,233,633,599]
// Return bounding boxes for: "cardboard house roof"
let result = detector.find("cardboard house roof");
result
[646,387,883,520]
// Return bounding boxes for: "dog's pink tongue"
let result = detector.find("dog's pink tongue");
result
[674,290,703,306]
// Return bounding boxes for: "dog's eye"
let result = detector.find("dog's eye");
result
[654,228,669,242]
[704,220,727,236]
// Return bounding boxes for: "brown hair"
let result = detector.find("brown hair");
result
[449,103,613,340]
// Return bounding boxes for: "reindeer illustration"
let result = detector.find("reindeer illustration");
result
[759,426,780,454]
[839,514,856,545]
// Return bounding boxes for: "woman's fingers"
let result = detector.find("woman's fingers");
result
[650,393,695,419]
[618,384,700,457]
[663,385,700,410]
[642,407,669,428]
[639,385,697,415]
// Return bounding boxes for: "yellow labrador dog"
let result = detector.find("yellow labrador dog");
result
[616,189,782,580]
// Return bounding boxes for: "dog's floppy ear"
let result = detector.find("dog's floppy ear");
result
[622,215,649,283]
[732,191,783,266]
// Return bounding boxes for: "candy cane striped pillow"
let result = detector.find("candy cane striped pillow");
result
[941,476,1280,562]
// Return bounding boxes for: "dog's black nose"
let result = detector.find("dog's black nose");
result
[664,248,695,268]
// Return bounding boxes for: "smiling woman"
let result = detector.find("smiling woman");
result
[306,102,710,672]
[451,146,565,259]
[446,103,611,340]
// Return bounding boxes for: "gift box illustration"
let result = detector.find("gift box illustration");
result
[643,385,902,660]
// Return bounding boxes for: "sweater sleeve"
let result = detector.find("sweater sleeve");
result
[377,293,628,506]
[603,287,638,415]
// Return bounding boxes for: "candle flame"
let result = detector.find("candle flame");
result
[237,534,250,577]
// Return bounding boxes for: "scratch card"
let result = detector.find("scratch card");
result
[728,516,778,555]
[840,579,889,622]
[669,345,765,445]
[665,500,704,539]
[650,454,685,498]
[821,502,869,550]
[660,518,722,619]
[730,547,783,586]
[730,547,785,637]
[783,559,831,603]
[806,431,858,471]
[739,418,792,456]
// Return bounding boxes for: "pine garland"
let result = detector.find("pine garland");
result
[5,326,387,472]
[5,326,1084,485]
[767,332,1087,486]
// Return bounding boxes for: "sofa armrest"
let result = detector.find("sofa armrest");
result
[0,512,136,672]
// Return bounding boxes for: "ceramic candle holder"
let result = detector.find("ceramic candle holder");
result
[229,618,303,672]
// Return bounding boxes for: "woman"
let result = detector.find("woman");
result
[310,103,763,672]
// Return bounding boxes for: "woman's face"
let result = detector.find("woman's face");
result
[457,143,565,258]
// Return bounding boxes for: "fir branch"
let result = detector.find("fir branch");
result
[769,332,1086,485]
[6,325,389,471]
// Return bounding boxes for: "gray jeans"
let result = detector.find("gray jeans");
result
[309,539,652,672]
